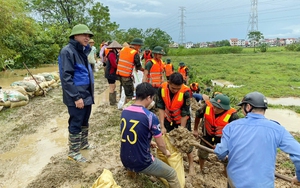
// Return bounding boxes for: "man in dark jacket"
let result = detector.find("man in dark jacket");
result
[58,24,94,162]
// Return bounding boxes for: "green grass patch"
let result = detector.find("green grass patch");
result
[166,51,300,102]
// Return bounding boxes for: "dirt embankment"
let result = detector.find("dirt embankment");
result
[0,70,298,188]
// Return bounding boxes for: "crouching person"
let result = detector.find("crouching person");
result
[120,82,180,188]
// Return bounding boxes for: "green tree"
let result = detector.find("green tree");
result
[28,0,93,25]
[0,0,36,70]
[143,28,172,54]
[88,2,119,45]
[248,31,264,52]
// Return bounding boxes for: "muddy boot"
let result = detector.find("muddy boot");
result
[80,126,93,150]
[112,91,117,104]
[109,93,114,105]
[68,133,88,162]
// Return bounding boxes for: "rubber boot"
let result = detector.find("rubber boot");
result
[80,126,92,150]
[68,133,88,162]
[109,93,114,105]
[112,91,117,104]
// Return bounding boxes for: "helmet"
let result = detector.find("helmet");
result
[166,58,171,63]
[89,39,95,43]
[179,62,185,66]
[69,24,93,38]
[152,46,165,55]
[130,38,144,46]
[237,91,268,109]
[210,94,230,110]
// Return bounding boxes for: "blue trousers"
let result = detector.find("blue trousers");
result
[67,105,92,134]
[140,158,180,188]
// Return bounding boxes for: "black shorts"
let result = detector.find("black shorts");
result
[107,79,116,84]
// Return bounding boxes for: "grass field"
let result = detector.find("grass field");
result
[165,48,300,111]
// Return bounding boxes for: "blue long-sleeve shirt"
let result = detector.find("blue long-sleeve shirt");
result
[214,112,300,188]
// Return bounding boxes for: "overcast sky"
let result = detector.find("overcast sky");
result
[98,0,300,43]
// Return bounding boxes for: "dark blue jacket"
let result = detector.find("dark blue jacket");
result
[58,39,94,106]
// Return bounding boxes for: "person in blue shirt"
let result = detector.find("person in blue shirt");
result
[214,91,300,187]
[120,82,180,188]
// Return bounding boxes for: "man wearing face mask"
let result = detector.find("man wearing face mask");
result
[193,93,239,173]
[215,91,300,187]
[58,24,94,162]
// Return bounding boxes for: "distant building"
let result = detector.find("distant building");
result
[200,42,208,48]
[286,38,296,45]
[229,38,238,46]
[185,41,193,49]
[169,42,179,48]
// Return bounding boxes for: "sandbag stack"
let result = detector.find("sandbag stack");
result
[0,72,60,108]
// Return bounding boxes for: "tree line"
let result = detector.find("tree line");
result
[0,0,172,70]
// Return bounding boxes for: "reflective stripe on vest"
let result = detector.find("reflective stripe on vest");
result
[161,82,190,124]
[116,47,137,77]
[204,100,236,137]
[147,59,164,88]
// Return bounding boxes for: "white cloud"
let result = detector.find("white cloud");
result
[266,24,300,38]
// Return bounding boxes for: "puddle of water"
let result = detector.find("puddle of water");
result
[0,87,110,188]
[0,65,58,88]
[267,97,300,106]
[265,109,300,132]
[211,79,244,88]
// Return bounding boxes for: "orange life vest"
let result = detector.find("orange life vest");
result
[161,82,190,124]
[178,66,187,80]
[164,64,174,77]
[147,59,164,88]
[190,83,199,92]
[103,48,110,62]
[116,47,138,77]
[204,100,236,137]
[143,50,152,66]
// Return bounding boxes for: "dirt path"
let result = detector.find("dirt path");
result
[0,70,297,188]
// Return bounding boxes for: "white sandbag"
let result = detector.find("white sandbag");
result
[38,73,55,81]
[10,81,37,92]
[117,87,126,110]
[24,75,46,83]
[0,90,8,102]
[132,69,144,89]
[6,90,28,102]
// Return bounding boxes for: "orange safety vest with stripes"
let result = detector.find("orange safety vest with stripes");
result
[161,82,190,124]
[190,83,199,92]
[204,100,236,137]
[178,66,187,80]
[116,47,138,77]
[147,59,165,88]
[164,64,174,77]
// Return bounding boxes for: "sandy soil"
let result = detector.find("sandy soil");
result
[0,70,298,188]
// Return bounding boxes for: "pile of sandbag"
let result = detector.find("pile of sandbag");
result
[0,72,60,108]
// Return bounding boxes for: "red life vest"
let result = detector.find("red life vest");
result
[116,47,138,77]
[161,82,190,124]
[204,100,236,137]
[143,50,152,66]
[147,59,164,88]
[164,64,174,77]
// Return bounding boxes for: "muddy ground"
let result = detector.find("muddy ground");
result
[0,70,298,188]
